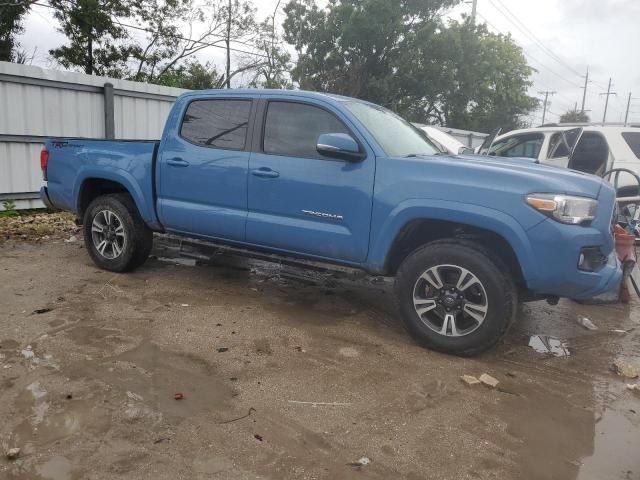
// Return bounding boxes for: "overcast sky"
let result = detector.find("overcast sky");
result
[17,0,640,126]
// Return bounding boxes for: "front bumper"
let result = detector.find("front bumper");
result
[524,217,622,300]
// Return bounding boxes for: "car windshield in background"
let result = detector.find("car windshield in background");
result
[489,133,544,159]
[345,102,439,157]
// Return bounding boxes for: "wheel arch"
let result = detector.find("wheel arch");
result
[369,200,536,287]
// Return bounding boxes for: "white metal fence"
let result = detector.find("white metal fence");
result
[0,61,187,209]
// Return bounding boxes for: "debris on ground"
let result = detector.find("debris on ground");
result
[6,448,20,460]
[64,235,77,243]
[217,347,228,353]
[347,457,371,467]
[254,434,263,442]
[611,329,628,334]
[219,407,256,424]
[460,375,481,385]
[0,211,77,242]
[576,316,598,331]
[287,400,351,406]
[479,373,499,388]
[627,384,640,393]
[174,392,184,400]
[528,335,570,357]
[613,360,640,379]
[32,307,52,315]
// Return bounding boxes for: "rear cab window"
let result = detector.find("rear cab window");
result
[622,132,640,159]
[180,99,252,150]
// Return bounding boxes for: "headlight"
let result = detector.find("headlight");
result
[526,193,597,225]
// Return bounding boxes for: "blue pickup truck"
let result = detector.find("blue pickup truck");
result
[40,89,621,355]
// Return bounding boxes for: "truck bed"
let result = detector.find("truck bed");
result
[43,138,160,227]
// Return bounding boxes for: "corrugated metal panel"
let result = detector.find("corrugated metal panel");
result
[0,61,189,208]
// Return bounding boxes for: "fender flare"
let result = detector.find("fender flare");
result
[73,167,159,228]
[367,198,538,283]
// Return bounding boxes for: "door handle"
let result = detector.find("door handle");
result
[251,168,280,178]
[167,157,189,167]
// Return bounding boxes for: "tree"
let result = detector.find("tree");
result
[283,0,457,106]
[0,0,36,61]
[422,19,538,132]
[49,0,134,76]
[559,109,590,123]
[283,2,537,132]
[248,0,292,89]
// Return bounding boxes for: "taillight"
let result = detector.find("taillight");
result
[40,146,49,181]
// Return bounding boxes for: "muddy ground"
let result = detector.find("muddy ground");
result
[1,235,640,480]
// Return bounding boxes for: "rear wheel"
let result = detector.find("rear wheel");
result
[394,239,516,356]
[83,194,153,272]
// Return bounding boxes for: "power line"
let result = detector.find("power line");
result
[30,1,270,59]
[489,0,584,79]
[476,12,582,106]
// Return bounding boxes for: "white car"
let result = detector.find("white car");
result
[480,125,640,194]
[418,125,475,155]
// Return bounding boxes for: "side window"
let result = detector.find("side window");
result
[489,134,544,159]
[622,132,640,159]
[548,132,570,158]
[180,99,251,150]
[263,101,350,159]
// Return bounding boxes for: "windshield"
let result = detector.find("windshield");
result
[344,102,439,157]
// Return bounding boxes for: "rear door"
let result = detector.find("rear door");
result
[246,98,375,263]
[157,96,254,241]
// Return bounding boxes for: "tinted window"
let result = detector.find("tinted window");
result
[180,99,251,150]
[548,132,570,158]
[622,132,640,159]
[489,133,544,159]
[263,102,350,159]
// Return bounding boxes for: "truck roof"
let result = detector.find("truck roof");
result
[177,88,374,106]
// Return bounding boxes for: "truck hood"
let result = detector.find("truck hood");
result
[398,153,605,199]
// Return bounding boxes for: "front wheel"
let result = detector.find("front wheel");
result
[394,239,516,356]
[83,193,153,272]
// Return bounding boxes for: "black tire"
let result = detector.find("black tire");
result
[83,193,153,272]
[394,239,517,356]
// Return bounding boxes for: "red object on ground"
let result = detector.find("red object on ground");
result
[174,393,184,400]
[614,225,636,261]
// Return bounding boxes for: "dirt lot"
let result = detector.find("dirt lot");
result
[1,232,640,480]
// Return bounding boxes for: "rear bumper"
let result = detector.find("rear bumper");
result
[40,186,54,209]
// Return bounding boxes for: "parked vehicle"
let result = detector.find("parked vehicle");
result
[479,125,640,195]
[40,90,622,355]
[416,125,474,155]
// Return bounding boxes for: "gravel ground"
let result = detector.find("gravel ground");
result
[1,228,639,480]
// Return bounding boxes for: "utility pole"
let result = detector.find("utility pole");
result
[580,66,589,113]
[471,0,477,23]
[225,0,232,89]
[624,92,633,127]
[539,90,556,124]
[600,78,617,125]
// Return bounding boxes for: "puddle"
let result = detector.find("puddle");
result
[528,335,570,357]
[26,381,49,426]
[157,256,198,267]
[36,456,72,480]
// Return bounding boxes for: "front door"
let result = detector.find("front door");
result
[246,99,375,263]
[157,97,254,241]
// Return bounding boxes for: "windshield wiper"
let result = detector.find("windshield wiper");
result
[403,152,447,158]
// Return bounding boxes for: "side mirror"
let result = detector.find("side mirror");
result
[317,133,364,161]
